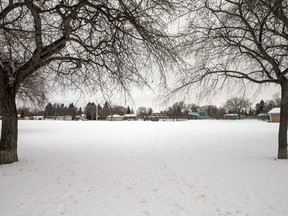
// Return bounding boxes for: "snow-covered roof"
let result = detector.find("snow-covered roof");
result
[124,114,137,117]
[106,114,123,118]
[268,108,280,114]
[188,112,200,116]
[224,114,238,116]
[257,113,269,116]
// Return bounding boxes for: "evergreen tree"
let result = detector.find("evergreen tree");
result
[68,103,77,120]
[148,108,153,115]
[77,107,83,115]
[85,102,96,120]
[126,106,131,114]
[45,103,55,117]
[101,102,113,118]
[255,100,265,115]
[248,108,254,116]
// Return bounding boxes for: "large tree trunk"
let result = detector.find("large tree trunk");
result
[0,86,18,164]
[278,82,288,159]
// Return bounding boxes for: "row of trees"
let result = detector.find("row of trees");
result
[17,103,80,120]
[17,102,135,120]
[45,103,79,119]
[255,94,281,115]
[17,95,280,121]
[162,96,280,120]
[165,102,227,120]
[84,102,134,120]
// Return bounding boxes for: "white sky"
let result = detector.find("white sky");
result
[42,7,281,112]
[50,82,280,112]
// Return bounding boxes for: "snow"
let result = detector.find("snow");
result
[268,107,280,114]
[0,120,287,216]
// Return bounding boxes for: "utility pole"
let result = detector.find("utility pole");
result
[96,103,98,120]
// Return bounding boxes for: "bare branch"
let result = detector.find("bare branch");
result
[176,0,288,96]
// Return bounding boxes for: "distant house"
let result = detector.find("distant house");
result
[33,116,44,120]
[224,114,238,120]
[63,115,73,121]
[44,116,56,120]
[106,114,124,121]
[44,115,73,120]
[150,113,169,121]
[187,112,200,119]
[123,114,137,121]
[268,108,280,123]
[188,112,213,120]
[75,114,87,121]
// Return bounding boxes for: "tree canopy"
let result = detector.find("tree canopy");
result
[0,0,182,164]
[0,0,180,94]
[175,0,288,159]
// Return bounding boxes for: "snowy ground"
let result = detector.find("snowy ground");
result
[0,120,287,216]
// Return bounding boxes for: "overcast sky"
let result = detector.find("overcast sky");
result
[42,7,281,112]
[50,82,280,112]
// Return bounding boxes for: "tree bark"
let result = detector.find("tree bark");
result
[278,82,288,159]
[0,86,18,164]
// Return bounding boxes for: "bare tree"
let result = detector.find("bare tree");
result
[16,71,47,107]
[113,105,126,116]
[224,97,251,119]
[177,0,288,159]
[85,102,96,120]
[137,106,148,117]
[273,93,281,107]
[0,0,181,164]
[167,101,186,120]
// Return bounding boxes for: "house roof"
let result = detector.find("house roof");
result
[257,113,269,116]
[268,108,280,114]
[106,114,123,118]
[124,114,137,117]
[188,112,200,116]
[224,114,238,116]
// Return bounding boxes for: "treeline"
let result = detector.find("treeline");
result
[16,94,281,120]
[17,101,135,120]
[18,103,81,120]
[255,99,281,115]
[157,95,281,120]
[84,102,134,120]
[162,102,227,119]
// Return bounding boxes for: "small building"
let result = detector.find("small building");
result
[268,108,280,123]
[188,112,213,120]
[75,114,87,121]
[224,114,238,120]
[123,114,137,121]
[151,113,169,121]
[33,116,44,120]
[44,115,73,120]
[63,115,73,121]
[44,116,56,120]
[106,114,124,121]
[187,112,200,119]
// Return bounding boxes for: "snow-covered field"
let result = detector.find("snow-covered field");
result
[0,120,287,216]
